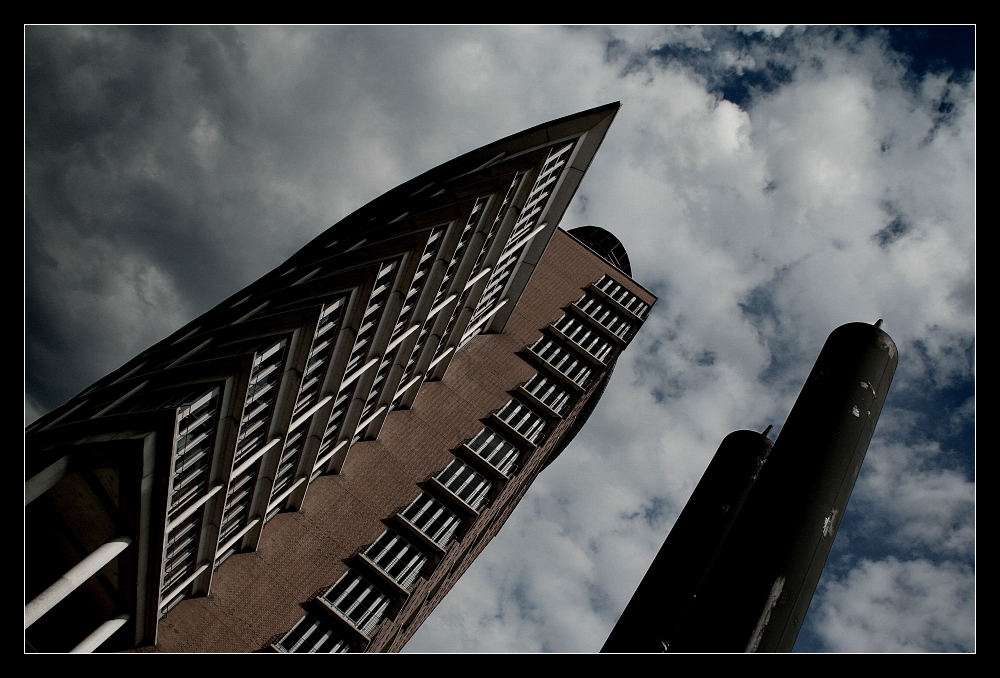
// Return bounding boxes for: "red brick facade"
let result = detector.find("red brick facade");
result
[149,229,655,652]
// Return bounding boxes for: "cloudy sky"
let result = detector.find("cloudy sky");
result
[25,26,975,652]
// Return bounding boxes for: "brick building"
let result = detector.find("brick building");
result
[25,103,656,652]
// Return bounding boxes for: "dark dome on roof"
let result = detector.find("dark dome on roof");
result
[568,226,632,277]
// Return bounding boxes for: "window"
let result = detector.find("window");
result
[466,427,519,475]
[401,493,460,546]
[595,274,649,319]
[552,315,613,363]
[277,613,350,653]
[323,570,390,636]
[436,459,491,509]
[364,530,426,589]
[495,398,547,443]
[169,387,219,515]
[574,294,632,340]
[521,374,570,415]
[529,337,592,387]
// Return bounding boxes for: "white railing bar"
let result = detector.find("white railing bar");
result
[386,324,420,352]
[463,267,492,291]
[354,406,387,435]
[25,536,132,629]
[158,563,210,611]
[166,484,224,532]
[340,358,379,389]
[266,478,307,513]
[229,438,282,479]
[214,518,261,559]
[462,298,509,341]
[427,346,455,370]
[312,440,348,473]
[70,613,130,653]
[393,375,422,401]
[427,293,458,320]
[288,395,333,433]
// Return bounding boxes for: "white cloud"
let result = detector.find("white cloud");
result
[854,437,975,557]
[809,557,975,652]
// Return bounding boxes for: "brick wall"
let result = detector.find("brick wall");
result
[151,229,654,652]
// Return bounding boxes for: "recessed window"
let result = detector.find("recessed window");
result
[467,427,520,474]
[437,459,491,509]
[364,530,427,590]
[323,570,390,636]
[496,398,547,443]
[522,374,570,415]
[529,337,592,387]
[277,613,350,653]
[401,493,460,546]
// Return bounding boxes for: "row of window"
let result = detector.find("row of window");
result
[275,367,570,651]
[594,274,649,319]
[529,282,640,389]
[552,315,614,364]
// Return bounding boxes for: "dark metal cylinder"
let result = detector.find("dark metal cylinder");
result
[601,429,773,652]
[669,322,897,652]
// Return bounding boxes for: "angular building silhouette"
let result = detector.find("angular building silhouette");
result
[25,103,656,653]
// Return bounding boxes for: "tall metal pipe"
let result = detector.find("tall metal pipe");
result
[669,321,897,652]
[601,429,773,652]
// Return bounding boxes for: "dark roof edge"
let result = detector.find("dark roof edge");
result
[283,103,622,267]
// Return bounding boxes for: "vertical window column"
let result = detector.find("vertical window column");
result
[266,299,345,521]
[460,143,575,348]
[159,387,221,614]
[312,261,398,478]
[215,339,287,567]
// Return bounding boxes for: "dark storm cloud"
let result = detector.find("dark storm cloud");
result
[25,26,447,413]
[26,27,260,409]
